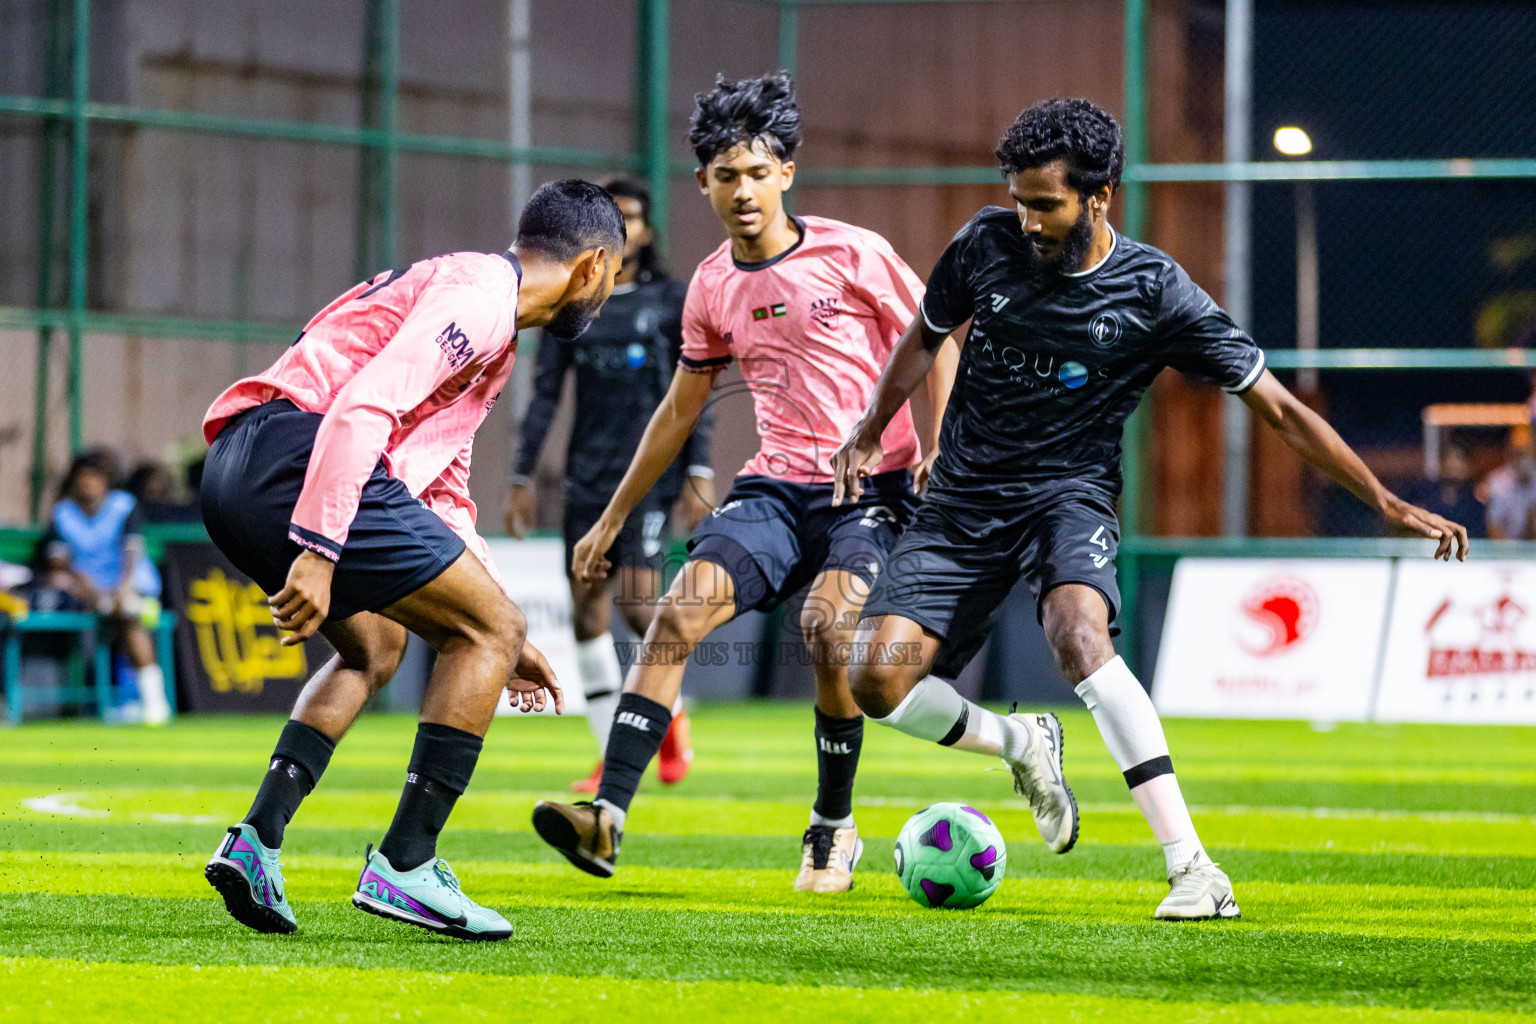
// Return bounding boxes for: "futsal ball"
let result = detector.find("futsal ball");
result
[893,802,1007,909]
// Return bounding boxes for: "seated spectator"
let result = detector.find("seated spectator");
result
[123,459,200,524]
[1485,441,1536,540]
[1404,445,1487,541]
[40,450,171,724]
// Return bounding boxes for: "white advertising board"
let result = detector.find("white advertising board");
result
[487,538,584,716]
[1153,558,1393,721]
[1376,560,1536,724]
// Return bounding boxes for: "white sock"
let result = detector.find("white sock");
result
[576,635,623,751]
[873,676,1026,760]
[137,664,170,724]
[593,797,626,831]
[1075,656,1205,873]
[671,696,684,716]
[809,809,854,829]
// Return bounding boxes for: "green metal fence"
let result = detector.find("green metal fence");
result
[5,0,1534,670]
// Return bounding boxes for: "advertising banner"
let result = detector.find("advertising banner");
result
[1376,560,1536,724]
[487,538,584,715]
[1153,558,1393,721]
[160,542,333,713]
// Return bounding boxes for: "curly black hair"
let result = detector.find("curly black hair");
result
[996,98,1124,198]
[689,71,803,167]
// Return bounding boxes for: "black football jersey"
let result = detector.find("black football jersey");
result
[920,206,1265,506]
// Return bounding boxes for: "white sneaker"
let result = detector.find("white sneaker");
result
[1155,851,1241,920]
[1005,711,1079,853]
[794,824,863,893]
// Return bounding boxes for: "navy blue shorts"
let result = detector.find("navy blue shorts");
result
[564,491,674,578]
[861,488,1122,679]
[200,400,466,622]
[686,470,918,615]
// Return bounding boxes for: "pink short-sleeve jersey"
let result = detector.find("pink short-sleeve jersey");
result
[202,251,521,587]
[679,216,924,483]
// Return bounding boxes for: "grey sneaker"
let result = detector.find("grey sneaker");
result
[1004,711,1079,854]
[1155,851,1241,920]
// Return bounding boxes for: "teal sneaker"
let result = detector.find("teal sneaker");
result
[351,846,511,941]
[205,823,298,934]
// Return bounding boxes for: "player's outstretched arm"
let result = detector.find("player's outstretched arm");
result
[907,336,959,494]
[832,316,948,505]
[571,365,718,580]
[1241,370,1469,561]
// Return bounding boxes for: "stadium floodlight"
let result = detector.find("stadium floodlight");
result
[1273,126,1313,156]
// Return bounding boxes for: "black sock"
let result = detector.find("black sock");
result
[812,708,864,822]
[377,722,483,871]
[245,720,336,848]
[593,693,672,819]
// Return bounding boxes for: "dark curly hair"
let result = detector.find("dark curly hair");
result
[996,98,1124,199]
[689,71,803,167]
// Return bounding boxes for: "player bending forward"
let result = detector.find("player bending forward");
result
[834,99,1469,921]
[201,180,625,941]
[509,175,715,793]
[532,72,957,892]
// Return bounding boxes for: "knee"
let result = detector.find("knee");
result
[650,601,710,650]
[571,599,607,643]
[798,597,843,653]
[1045,617,1111,684]
[848,658,907,719]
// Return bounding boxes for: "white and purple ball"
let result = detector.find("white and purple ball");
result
[893,802,1007,909]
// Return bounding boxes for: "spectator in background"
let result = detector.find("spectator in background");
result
[1405,445,1488,541]
[124,459,201,523]
[40,449,171,724]
[1485,440,1536,540]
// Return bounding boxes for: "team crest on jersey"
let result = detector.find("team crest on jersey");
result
[434,322,474,370]
[810,297,841,327]
[1089,312,1122,349]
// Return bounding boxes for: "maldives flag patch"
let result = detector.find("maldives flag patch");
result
[752,307,769,321]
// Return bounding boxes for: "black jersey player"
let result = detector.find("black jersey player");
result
[509,176,715,792]
[833,99,1468,921]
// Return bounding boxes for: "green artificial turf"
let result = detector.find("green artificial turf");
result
[0,705,1531,1022]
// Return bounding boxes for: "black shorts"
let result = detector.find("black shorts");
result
[861,488,1121,680]
[686,470,918,615]
[563,492,673,578]
[200,400,466,622]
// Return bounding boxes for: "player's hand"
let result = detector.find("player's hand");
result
[1383,496,1470,562]
[674,475,716,532]
[505,639,564,714]
[505,482,535,540]
[914,453,939,495]
[269,550,335,645]
[571,514,621,581]
[831,426,884,506]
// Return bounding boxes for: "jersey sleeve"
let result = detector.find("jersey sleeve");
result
[678,270,732,373]
[1156,262,1267,394]
[850,232,925,349]
[920,219,980,333]
[288,282,506,560]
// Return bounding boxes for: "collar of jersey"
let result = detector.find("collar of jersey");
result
[731,216,807,272]
[500,249,523,284]
[611,281,639,296]
[1061,226,1118,279]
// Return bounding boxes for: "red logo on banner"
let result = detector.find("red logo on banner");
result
[1423,581,1536,678]
[1235,577,1319,657]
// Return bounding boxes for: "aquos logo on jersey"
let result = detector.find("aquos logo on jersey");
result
[1089,312,1122,349]
[1234,576,1320,657]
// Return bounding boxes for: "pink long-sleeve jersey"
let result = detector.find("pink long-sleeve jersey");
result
[678,216,923,483]
[202,251,521,587]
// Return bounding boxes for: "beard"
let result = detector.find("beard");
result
[1022,205,1096,275]
[545,293,604,340]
